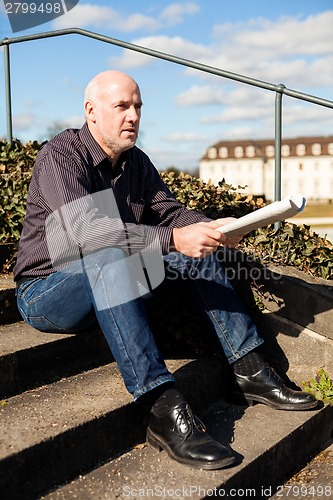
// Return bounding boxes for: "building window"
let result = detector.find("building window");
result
[281,145,290,156]
[299,163,303,170]
[312,143,321,155]
[266,145,274,157]
[296,144,306,156]
[219,146,228,158]
[328,143,333,155]
[208,147,217,159]
[234,146,243,158]
[246,145,255,157]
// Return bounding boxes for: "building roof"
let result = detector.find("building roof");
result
[201,135,333,160]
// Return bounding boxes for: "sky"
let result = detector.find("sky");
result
[0,0,332,171]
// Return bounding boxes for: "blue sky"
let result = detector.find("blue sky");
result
[0,0,332,171]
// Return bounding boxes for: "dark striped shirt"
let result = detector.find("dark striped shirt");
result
[14,123,209,281]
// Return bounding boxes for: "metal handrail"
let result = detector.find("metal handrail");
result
[1,27,333,202]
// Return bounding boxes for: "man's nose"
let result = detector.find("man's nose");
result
[127,106,140,122]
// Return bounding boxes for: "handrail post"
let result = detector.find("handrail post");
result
[3,41,13,143]
[274,84,285,230]
[274,84,285,203]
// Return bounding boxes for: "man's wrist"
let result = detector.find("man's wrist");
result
[169,228,178,252]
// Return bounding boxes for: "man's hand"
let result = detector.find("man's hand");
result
[170,218,243,258]
[209,218,243,248]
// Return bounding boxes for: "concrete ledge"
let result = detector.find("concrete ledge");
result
[0,274,20,324]
[0,359,224,500]
[255,265,333,341]
[41,400,333,500]
[257,311,333,379]
[1,263,332,499]
[0,321,112,398]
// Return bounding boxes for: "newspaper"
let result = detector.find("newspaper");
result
[217,194,306,237]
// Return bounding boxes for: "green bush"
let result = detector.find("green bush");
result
[161,171,333,280]
[0,139,42,245]
[302,368,333,406]
[0,140,332,280]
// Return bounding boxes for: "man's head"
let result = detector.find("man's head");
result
[84,70,143,164]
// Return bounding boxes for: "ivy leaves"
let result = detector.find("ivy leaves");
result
[302,368,333,405]
[161,171,332,281]
[0,147,332,280]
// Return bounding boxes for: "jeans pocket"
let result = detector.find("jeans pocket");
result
[17,278,45,302]
[18,307,67,333]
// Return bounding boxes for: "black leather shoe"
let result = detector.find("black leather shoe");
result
[147,390,236,470]
[233,365,318,410]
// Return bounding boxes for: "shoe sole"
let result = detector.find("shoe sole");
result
[146,428,236,470]
[233,392,319,411]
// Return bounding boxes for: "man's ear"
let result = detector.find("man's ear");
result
[85,101,96,123]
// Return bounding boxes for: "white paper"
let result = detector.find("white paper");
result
[217,195,306,236]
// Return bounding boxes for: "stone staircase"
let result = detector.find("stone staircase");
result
[1,266,333,500]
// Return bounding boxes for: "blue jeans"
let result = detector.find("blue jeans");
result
[16,248,263,400]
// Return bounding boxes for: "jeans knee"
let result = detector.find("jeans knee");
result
[84,247,127,267]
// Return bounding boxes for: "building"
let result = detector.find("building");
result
[199,136,333,202]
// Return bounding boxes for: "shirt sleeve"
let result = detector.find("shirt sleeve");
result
[37,144,160,268]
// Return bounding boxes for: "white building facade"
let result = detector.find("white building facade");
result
[199,136,333,202]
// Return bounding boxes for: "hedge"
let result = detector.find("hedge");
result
[1,139,332,280]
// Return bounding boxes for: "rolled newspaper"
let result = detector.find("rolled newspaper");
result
[217,194,306,236]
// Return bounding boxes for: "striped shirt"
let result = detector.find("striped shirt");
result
[14,123,209,281]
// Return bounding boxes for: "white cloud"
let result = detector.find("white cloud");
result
[111,10,333,92]
[176,85,228,106]
[53,4,159,32]
[63,115,85,128]
[160,3,200,26]
[201,105,271,124]
[53,4,116,29]
[222,126,260,140]
[121,13,160,33]
[167,132,207,143]
[229,12,333,57]
[110,35,212,69]
[177,85,271,107]
[208,11,333,87]
[283,101,333,126]
[53,2,201,32]
[145,145,201,170]
[13,113,36,131]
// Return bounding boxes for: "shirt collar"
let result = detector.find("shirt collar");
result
[78,122,109,168]
[78,122,130,170]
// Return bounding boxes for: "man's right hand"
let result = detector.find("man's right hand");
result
[170,222,224,258]
[170,219,243,258]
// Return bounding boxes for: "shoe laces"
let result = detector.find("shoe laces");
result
[173,404,206,438]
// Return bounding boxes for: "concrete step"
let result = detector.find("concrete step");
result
[41,399,333,500]
[0,273,20,324]
[0,358,225,500]
[0,321,112,398]
[1,266,332,499]
[257,265,333,341]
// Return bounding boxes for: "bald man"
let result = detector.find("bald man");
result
[14,70,317,471]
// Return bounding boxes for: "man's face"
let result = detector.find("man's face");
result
[88,78,143,162]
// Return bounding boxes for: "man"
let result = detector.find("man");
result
[14,70,317,471]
